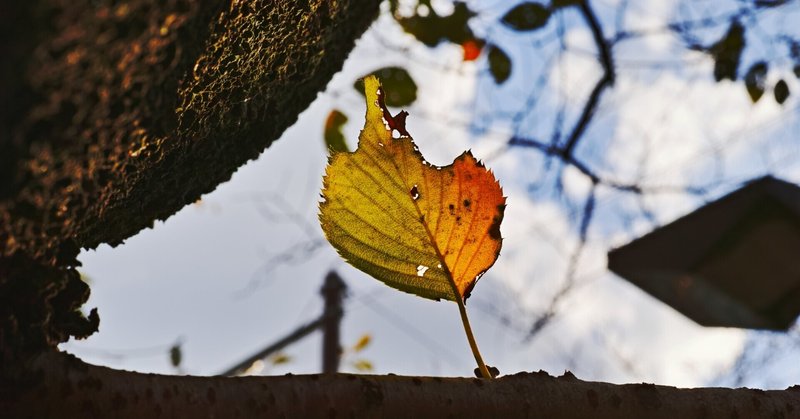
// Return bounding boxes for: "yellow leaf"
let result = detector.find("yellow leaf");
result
[352,334,371,352]
[352,359,374,372]
[319,76,505,303]
[270,353,291,365]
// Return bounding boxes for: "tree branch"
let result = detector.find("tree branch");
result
[509,135,709,196]
[5,351,799,418]
[0,0,380,353]
[560,0,616,158]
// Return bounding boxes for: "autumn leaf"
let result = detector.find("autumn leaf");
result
[461,39,484,61]
[320,76,505,303]
[352,334,372,352]
[352,359,374,372]
[319,75,505,378]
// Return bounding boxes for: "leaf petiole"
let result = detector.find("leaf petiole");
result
[455,296,493,380]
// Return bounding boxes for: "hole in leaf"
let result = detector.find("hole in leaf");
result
[410,185,420,200]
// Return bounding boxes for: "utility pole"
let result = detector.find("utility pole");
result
[321,271,346,374]
[220,271,347,376]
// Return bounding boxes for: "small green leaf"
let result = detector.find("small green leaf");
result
[488,46,512,84]
[709,21,745,82]
[774,79,790,104]
[551,0,581,9]
[354,67,418,107]
[324,110,349,153]
[501,2,551,32]
[270,353,292,365]
[352,359,374,372]
[169,344,182,368]
[744,61,768,103]
[395,2,476,47]
[397,13,442,47]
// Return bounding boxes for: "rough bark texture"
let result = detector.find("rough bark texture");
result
[0,0,379,355]
[3,351,799,419]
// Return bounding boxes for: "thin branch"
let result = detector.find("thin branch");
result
[560,0,616,158]
[579,1,615,83]
[510,135,712,196]
[219,316,326,376]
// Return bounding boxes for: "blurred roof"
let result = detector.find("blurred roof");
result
[609,176,800,330]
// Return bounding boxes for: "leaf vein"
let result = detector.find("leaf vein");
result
[327,206,433,262]
[451,190,481,282]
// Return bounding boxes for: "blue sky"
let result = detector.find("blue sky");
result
[62,0,800,388]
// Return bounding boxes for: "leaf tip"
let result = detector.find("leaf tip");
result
[362,75,412,138]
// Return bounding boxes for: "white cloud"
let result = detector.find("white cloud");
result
[603,62,784,221]
[562,163,594,202]
[548,27,603,107]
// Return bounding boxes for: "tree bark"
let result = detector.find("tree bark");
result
[3,351,798,419]
[0,0,379,353]
[2,0,800,417]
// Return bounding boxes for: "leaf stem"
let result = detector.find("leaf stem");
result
[455,296,493,379]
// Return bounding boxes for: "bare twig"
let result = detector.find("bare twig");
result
[560,0,616,158]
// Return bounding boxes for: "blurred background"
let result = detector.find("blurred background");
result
[61,0,800,389]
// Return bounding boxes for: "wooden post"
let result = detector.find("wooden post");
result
[220,271,347,376]
[321,271,346,373]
